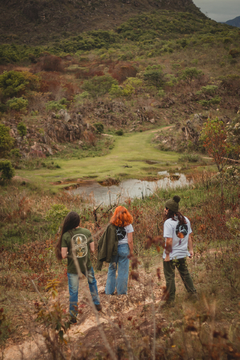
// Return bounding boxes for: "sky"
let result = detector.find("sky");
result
[193,0,240,22]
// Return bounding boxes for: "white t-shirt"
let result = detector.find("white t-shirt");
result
[163,216,192,260]
[117,224,134,245]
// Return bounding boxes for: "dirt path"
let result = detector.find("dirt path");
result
[2,258,198,360]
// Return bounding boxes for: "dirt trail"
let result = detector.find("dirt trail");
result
[2,258,198,360]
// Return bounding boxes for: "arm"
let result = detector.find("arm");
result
[127,232,134,257]
[90,242,95,253]
[164,237,172,262]
[61,247,68,259]
[188,233,193,258]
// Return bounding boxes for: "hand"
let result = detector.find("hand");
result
[189,250,193,258]
[164,254,170,262]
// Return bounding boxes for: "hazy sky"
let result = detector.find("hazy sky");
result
[193,0,240,22]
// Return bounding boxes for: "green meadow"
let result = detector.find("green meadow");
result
[16,127,180,189]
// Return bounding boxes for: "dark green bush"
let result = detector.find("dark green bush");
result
[115,129,124,136]
[94,123,104,134]
[143,65,165,88]
[0,160,15,181]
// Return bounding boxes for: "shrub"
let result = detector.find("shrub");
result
[93,122,104,134]
[82,75,118,98]
[74,92,90,101]
[110,64,138,83]
[0,124,14,157]
[45,204,70,233]
[181,67,203,82]
[0,70,39,98]
[122,77,143,97]
[199,96,221,107]
[196,85,218,95]
[38,54,64,72]
[158,90,165,97]
[109,84,123,98]
[45,98,69,112]
[143,65,165,88]
[10,148,21,159]
[229,48,240,58]
[0,160,15,181]
[17,122,27,137]
[116,129,124,136]
[179,154,199,163]
[6,97,28,111]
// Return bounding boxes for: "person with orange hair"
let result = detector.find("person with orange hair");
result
[105,206,134,295]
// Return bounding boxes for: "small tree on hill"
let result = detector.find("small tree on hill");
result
[200,117,231,206]
[200,117,231,173]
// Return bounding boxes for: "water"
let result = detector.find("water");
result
[70,173,192,206]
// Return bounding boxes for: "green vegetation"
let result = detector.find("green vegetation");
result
[17,122,27,137]
[0,124,14,157]
[0,159,15,181]
[82,75,118,98]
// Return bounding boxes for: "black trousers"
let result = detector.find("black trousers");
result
[163,258,196,302]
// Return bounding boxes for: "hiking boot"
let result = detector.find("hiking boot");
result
[160,301,175,309]
[69,316,77,325]
[187,292,199,301]
[95,304,102,311]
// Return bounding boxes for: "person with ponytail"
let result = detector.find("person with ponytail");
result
[163,196,197,305]
[104,206,134,295]
[56,211,101,324]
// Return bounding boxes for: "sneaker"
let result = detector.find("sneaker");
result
[160,301,175,309]
[69,316,77,324]
[95,304,102,311]
[187,292,199,301]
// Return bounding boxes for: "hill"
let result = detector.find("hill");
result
[0,0,204,45]
[226,15,240,28]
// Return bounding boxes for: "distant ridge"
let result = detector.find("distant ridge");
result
[225,16,240,28]
[0,0,204,45]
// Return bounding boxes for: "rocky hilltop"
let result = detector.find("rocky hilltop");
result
[0,0,203,44]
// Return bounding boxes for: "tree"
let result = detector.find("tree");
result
[0,124,14,157]
[200,117,231,206]
[181,67,203,83]
[200,117,231,173]
[144,65,165,88]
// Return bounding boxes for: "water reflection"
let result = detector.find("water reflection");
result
[70,173,192,206]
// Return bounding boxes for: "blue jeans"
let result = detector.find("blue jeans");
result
[105,243,130,295]
[67,267,100,317]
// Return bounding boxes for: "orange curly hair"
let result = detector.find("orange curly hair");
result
[110,206,133,227]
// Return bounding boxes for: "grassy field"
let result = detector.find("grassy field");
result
[15,127,182,190]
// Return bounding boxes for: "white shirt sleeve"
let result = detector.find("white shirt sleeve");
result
[125,224,134,233]
[163,220,173,238]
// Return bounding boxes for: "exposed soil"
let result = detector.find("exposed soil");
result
[1,258,210,360]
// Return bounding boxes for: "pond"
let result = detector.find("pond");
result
[69,172,192,206]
